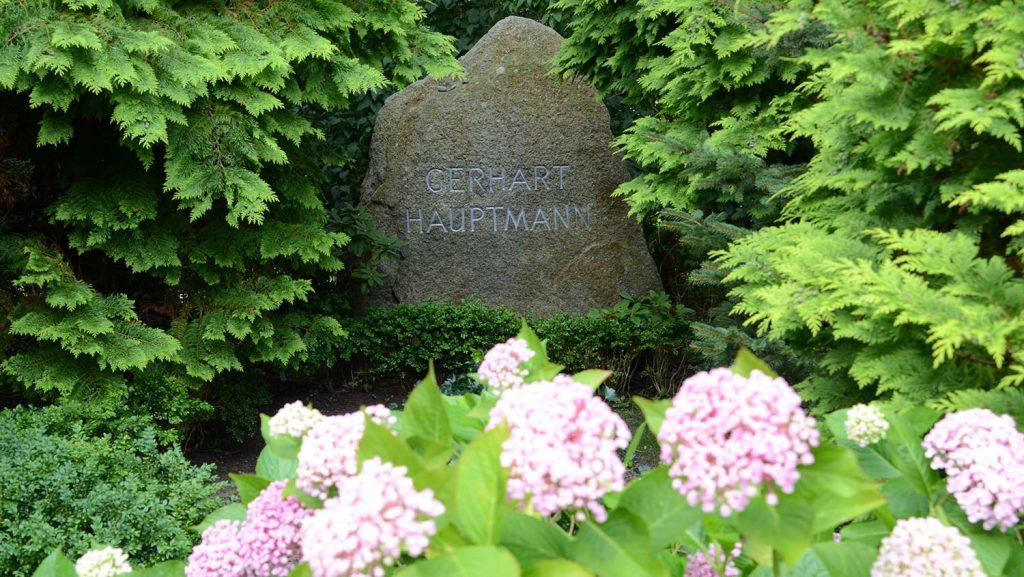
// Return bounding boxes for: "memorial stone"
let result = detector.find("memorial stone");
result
[360,16,662,315]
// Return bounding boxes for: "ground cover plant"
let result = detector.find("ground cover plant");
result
[36,326,1024,577]
[0,405,224,577]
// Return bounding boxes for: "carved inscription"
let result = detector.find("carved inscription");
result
[408,164,590,234]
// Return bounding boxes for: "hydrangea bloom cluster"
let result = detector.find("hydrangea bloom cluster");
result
[269,401,324,438]
[301,458,444,577]
[75,547,132,577]
[297,405,397,499]
[684,543,741,577]
[186,520,247,577]
[487,379,630,522]
[870,517,985,577]
[476,337,535,392]
[658,368,819,516]
[922,408,1024,531]
[844,404,889,447]
[238,481,312,577]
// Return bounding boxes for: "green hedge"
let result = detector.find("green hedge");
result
[338,293,691,388]
[0,406,226,577]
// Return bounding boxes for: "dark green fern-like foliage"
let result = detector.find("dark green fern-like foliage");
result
[558,0,1024,421]
[554,0,820,373]
[0,0,460,426]
[717,0,1024,419]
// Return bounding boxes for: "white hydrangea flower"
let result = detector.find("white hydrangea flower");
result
[268,401,324,438]
[845,404,889,447]
[871,517,985,577]
[75,547,132,577]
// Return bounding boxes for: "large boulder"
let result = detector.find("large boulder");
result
[360,16,662,315]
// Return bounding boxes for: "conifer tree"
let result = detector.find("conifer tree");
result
[0,0,459,428]
[557,0,1024,420]
[554,0,820,376]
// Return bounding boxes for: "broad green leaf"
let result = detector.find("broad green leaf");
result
[412,464,456,505]
[452,424,509,545]
[633,397,670,436]
[880,477,929,517]
[395,545,520,577]
[430,523,471,554]
[735,495,815,565]
[812,542,876,577]
[32,550,76,577]
[838,521,888,548]
[965,531,1013,577]
[1004,546,1024,577]
[282,480,323,509]
[792,445,887,533]
[572,369,613,390]
[570,509,669,577]
[402,361,454,462]
[518,321,564,382]
[730,348,777,378]
[230,473,271,504]
[287,563,312,577]
[624,422,646,468]
[787,549,828,577]
[884,409,941,499]
[946,503,1016,576]
[466,392,499,423]
[255,446,297,481]
[260,413,302,460]
[358,417,423,473]
[499,511,572,568]
[616,468,701,549]
[128,560,186,577]
[194,503,246,533]
[443,393,486,443]
[523,560,594,577]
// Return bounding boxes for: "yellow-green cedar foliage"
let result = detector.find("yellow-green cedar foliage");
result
[558,0,1024,420]
[0,0,460,422]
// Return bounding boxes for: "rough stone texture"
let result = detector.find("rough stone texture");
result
[360,16,662,315]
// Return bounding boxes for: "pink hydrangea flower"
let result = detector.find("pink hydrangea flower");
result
[296,405,397,499]
[300,458,444,577]
[477,337,535,392]
[870,517,985,577]
[922,408,1024,531]
[186,520,246,577]
[658,368,819,516]
[684,543,741,577]
[238,481,312,577]
[487,379,631,522]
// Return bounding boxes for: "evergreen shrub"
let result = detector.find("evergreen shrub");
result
[556,0,1024,419]
[0,0,460,429]
[552,0,820,374]
[0,405,226,577]
[339,293,690,388]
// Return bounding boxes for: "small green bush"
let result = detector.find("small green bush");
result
[0,406,227,577]
[339,293,691,389]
